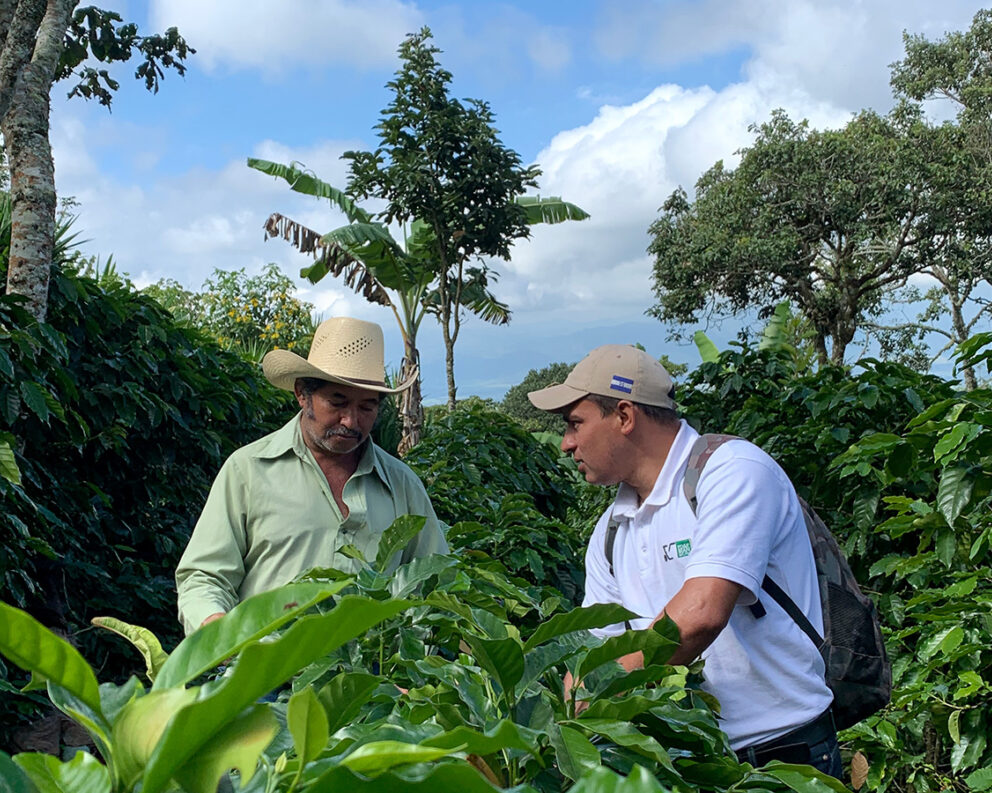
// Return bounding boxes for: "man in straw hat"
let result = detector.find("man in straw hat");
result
[527,344,840,778]
[176,316,447,634]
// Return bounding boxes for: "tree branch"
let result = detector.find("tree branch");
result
[862,320,954,341]
[32,0,75,83]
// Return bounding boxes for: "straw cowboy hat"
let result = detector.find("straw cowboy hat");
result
[262,316,417,394]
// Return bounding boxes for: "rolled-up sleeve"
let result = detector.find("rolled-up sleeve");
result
[176,455,249,634]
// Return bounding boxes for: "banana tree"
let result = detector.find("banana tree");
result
[249,158,469,451]
[248,158,588,445]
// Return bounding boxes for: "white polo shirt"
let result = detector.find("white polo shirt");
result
[583,420,833,749]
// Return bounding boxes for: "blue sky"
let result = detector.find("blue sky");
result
[50,0,987,402]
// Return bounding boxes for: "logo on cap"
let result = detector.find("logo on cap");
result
[610,374,633,394]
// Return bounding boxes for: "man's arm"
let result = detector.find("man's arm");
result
[594,576,744,680]
[176,456,249,634]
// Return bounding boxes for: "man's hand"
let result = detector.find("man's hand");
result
[200,612,225,628]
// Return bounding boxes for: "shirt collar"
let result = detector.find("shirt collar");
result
[613,419,699,518]
[252,412,392,490]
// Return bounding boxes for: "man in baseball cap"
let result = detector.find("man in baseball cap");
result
[528,344,840,779]
[176,316,447,634]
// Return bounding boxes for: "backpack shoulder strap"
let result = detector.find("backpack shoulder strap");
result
[682,433,740,512]
[604,511,620,577]
[761,569,823,648]
[682,433,771,619]
[602,510,632,630]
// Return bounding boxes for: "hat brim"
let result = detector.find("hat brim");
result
[262,349,418,394]
[527,382,589,412]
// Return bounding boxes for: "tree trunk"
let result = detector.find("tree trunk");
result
[443,330,456,411]
[437,265,457,411]
[396,340,423,456]
[2,0,76,321]
[948,294,977,391]
[812,332,830,368]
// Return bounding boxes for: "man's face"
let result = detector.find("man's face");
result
[296,382,381,457]
[560,398,625,486]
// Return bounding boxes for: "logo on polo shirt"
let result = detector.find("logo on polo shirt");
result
[663,538,692,561]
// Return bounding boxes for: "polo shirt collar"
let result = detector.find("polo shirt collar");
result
[253,412,392,490]
[613,419,699,518]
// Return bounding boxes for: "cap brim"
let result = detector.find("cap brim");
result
[262,349,417,394]
[527,382,589,412]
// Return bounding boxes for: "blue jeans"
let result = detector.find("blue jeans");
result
[808,733,843,780]
[735,710,843,782]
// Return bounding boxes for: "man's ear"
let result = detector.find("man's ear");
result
[293,381,307,409]
[615,400,637,435]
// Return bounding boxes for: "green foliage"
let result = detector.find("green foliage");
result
[57,7,195,106]
[345,26,539,274]
[0,260,288,741]
[648,105,992,366]
[673,337,992,791]
[406,402,575,525]
[140,278,201,325]
[447,493,585,606]
[502,361,574,433]
[405,402,586,603]
[824,339,992,792]
[345,27,542,408]
[146,263,317,362]
[680,344,954,567]
[891,8,992,122]
[0,519,839,793]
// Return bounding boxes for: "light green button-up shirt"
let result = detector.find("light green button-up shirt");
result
[176,413,447,634]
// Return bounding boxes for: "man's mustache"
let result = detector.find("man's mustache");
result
[325,428,361,439]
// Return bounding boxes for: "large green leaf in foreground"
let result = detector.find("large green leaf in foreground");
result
[523,603,639,652]
[154,580,349,690]
[306,761,511,793]
[142,595,410,793]
[91,616,169,683]
[13,751,111,793]
[0,601,101,715]
[0,751,38,793]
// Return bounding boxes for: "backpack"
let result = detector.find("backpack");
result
[604,433,891,730]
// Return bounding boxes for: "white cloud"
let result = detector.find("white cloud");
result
[491,78,849,340]
[148,0,424,72]
[52,108,362,293]
[596,0,984,112]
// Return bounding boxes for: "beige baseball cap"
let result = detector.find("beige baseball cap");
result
[527,344,676,412]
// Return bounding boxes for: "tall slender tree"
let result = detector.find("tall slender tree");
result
[346,27,546,410]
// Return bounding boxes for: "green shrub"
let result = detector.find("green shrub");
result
[679,346,956,573]
[0,521,834,793]
[0,263,290,741]
[406,403,587,600]
[825,336,992,792]
[501,361,574,433]
[406,402,575,524]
